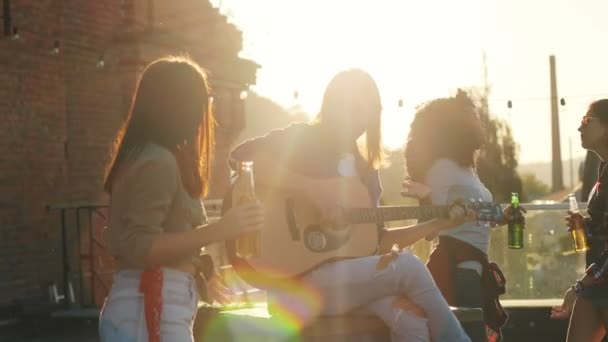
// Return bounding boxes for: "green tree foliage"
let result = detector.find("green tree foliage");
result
[521,172,551,201]
[471,89,525,202]
[236,92,309,144]
[464,88,539,300]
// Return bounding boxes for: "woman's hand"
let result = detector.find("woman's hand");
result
[551,287,576,320]
[207,272,235,305]
[216,202,264,240]
[497,204,527,227]
[401,179,431,199]
[564,210,585,232]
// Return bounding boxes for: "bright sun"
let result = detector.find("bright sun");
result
[211,0,602,163]
[227,0,484,151]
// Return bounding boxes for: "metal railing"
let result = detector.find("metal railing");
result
[47,199,225,309]
[48,199,589,308]
[47,202,110,309]
[488,201,588,301]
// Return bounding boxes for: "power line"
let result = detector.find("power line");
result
[490,93,608,103]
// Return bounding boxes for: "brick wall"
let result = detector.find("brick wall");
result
[0,0,256,308]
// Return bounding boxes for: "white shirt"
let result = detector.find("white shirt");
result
[426,159,493,274]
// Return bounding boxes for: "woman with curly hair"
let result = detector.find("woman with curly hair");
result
[403,90,513,340]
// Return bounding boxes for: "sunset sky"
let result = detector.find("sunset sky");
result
[211,0,608,163]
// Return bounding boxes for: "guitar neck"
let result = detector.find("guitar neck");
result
[344,205,450,224]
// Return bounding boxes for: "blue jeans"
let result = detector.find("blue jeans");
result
[453,268,483,308]
[270,250,471,342]
[99,268,198,342]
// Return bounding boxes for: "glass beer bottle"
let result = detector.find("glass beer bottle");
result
[234,161,261,259]
[508,192,525,249]
[569,193,590,252]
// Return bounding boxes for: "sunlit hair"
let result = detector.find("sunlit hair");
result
[312,69,384,169]
[405,89,484,182]
[104,55,215,197]
[588,99,608,124]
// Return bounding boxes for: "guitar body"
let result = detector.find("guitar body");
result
[226,176,379,287]
[224,175,504,289]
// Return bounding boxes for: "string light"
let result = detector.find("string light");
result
[51,40,60,55]
[398,99,403,108]
[503,96,604,109]
[96,54,105,69]
[10,26,18,40]
[239,90,248,100]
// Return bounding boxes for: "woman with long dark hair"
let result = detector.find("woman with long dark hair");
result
[98,56,264,341]
[552,99,608,342]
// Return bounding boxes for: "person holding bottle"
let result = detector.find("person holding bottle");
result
[552,99,608,342]
[568,193,590,253]
[99,56,264,341]
[230,69,473,341]
[403,90,523,340]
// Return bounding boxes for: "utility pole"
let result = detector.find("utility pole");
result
[550,55,564,192]
[481,52,490,113]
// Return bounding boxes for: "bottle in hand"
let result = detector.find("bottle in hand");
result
[234,161,261,259]
[569,193,589,253]
[508,192,525,249]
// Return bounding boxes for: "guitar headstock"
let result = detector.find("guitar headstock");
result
[466,199,504,222]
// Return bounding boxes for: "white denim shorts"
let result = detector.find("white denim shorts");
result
[99,268,199,342]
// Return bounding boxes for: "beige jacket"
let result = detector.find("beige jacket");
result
[105,143,207,269]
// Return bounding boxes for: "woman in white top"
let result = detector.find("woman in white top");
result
[404,90,516,340]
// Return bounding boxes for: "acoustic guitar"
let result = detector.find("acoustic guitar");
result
[225,175,503,288]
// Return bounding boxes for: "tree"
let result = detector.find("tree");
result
[469,54,525,202]
[473,89,525,203]
[521,172,551,201]
[236,92,309,144]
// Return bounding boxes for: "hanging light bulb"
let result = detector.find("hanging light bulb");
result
[507,100,512,109]
[51,40,60,55]
[96,54,105,69]
[560,98,566,106]
[398,99,404,108]
[10,26,19,40]
[293,90,299,100]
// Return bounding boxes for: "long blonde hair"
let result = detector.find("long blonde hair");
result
[313,69,384,169]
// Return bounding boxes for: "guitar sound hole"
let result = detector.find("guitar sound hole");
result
[306,231,328,252]
[303,225,351,252]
